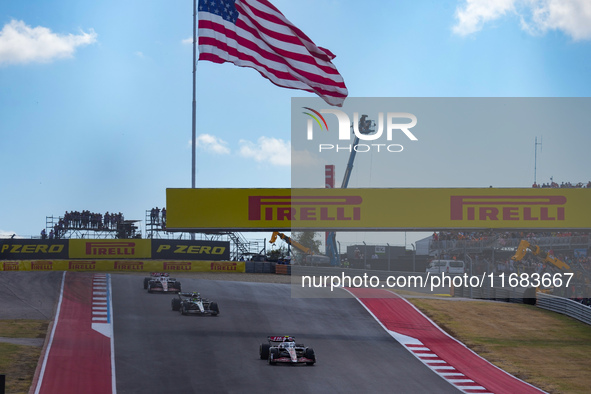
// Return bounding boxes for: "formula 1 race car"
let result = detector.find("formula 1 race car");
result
[144,273,182,293]
[259,336,316,366]
[171,292,219,316]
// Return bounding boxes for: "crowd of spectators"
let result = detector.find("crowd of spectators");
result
[432,230,495,242]
[149,207,166,229]
[61,210,124,230]
[39,207,171,239]
[433,230,589,243]
[42,211,124,239]
[532,180,591,188]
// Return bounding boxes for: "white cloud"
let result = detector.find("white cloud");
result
[0,229,19,239]
[193,133,230,154]
[239,137,291,166]
[453,0,516,36]
[182,37,193,45]
[0,20,97,65]
[453,0,591,40]
[523,0,591,40]
[291,149,322,168]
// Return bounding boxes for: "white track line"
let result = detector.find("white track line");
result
[108,274,116,394]
[34,271,66,394]
[343,288,550,394]
[89,273,117,393]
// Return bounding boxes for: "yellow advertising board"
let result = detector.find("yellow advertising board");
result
[166,188,591,230]
[0,260,245,272]
[69,239,151,259]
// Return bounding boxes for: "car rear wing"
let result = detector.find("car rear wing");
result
[179,292,200,298]
[268,336,295,342]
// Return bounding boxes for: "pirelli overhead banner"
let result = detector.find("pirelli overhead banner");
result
[0,239,230,261]
[166,188,591,231]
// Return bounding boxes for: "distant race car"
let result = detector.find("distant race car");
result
[144,272,181,293]
[171,292,219,316]
[259,336,316,366]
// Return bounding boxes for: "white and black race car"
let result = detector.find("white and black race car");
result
[259,336,316,365]
[171,292,219,316]
[144,272,181,293]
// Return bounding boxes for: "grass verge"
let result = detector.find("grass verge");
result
[0,320,47,394]
[408,299,591,394]
[0,343,42,394]
[0,320,48,338]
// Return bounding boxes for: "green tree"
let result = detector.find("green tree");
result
[267,245,288,261]
[291,231,322,255]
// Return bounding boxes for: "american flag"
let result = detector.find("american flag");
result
[198,0,348,107]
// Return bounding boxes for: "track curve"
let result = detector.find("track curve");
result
[112,275,459,393]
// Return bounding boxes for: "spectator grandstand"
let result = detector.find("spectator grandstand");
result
[46,210,133,239]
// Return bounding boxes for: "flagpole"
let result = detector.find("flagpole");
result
[191,0,197,241]
[191,0,197,189]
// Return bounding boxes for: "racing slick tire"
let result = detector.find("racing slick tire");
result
[260,344,270,360]
[174,281,182,293]
[209,302,219,316]
[143,278,150,289]
[180,304,188,315]
[304,348,316,365]
[268,348,279,365]
[171,298,181,311]
[147,285,153,294]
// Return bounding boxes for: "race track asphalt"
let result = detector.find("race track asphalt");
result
[0,271,63,319]
[112,275,460,393]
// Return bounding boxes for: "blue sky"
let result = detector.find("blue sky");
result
[0,0,590,246]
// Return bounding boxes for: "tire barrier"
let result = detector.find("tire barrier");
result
[244,262,275,274]
[275,264,291,275]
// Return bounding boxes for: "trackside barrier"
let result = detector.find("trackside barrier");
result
[454,280,591,326]
[275,264,291,275]
[244,262,276,274]
[0,260,245,273]
[452,280,535,304]
[536,292,591,326]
